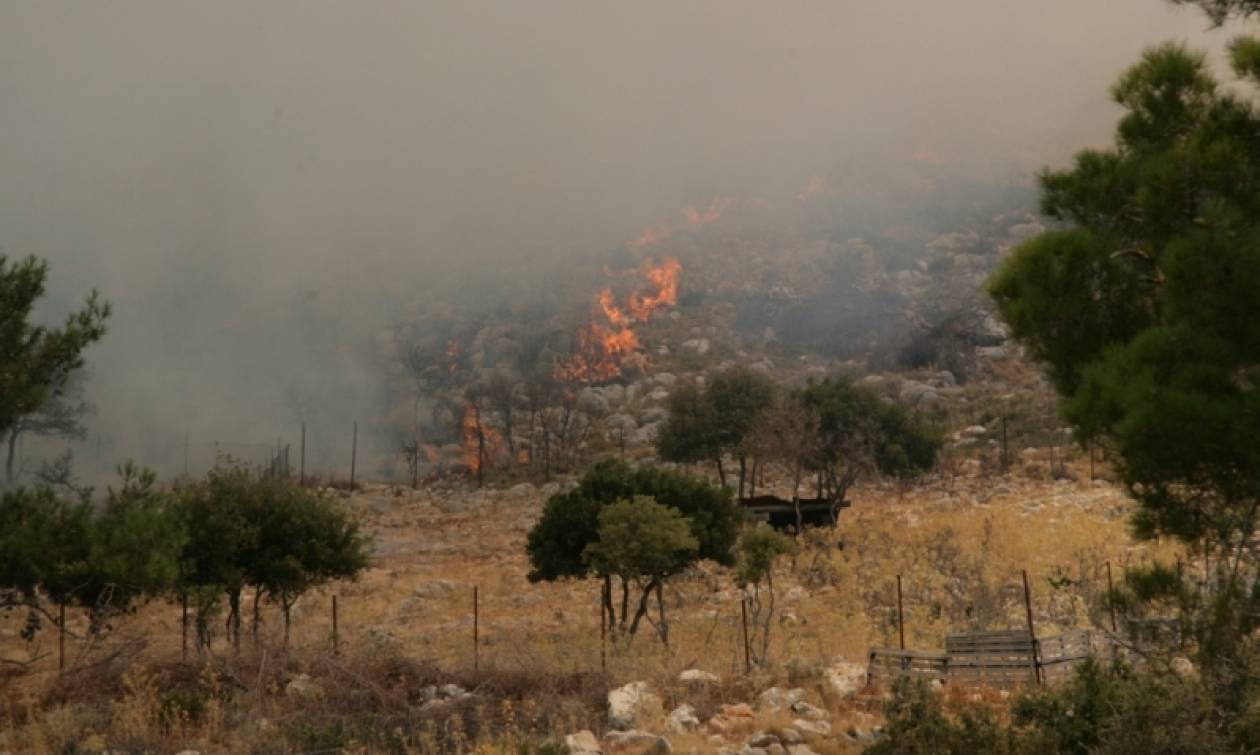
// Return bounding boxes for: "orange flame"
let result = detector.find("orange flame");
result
[555,257,680,384]
[627,223,672,249]
[680,195,735,227]
[420,443,440,464]
[460,401,502,472]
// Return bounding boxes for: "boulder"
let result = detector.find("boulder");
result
[578,388,610,415]
[508,482,537,497]
[825,659,866,699]
[757,687,806,712]
[789,701,827,721]
[666,703,701,733]
[565,730,601,754]
[785,746,817,755]
[748,733,780,748]
[285,673,323,700]
[604,384,627,404]
[707,702,756,735]
[607,681,663,730]
[412,580,456,598]
[682,338,711,356]
[640,406,669,424]
[602,730,670,753]
[792,719,831,738]
[678,668,720,687]
[778,727,803,745]
[654,372,678,388]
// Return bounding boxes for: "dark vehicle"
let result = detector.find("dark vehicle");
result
[740,495,849,531]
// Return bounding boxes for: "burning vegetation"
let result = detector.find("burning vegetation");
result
[554,256,682,384]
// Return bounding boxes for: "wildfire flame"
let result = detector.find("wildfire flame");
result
[680,195,735,227]
[797,175,827,202]
[555,256,682,384]
[460,401,502,472]
[627,223,672,249]
[445,339,461,377]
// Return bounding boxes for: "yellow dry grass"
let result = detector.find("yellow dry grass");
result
[0,465,1178,753]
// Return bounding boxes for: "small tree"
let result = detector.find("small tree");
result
[582,496,698,644]
[526,460,740,638]
[250,481,371,644]
[736,525,796,664]
[657,368,776,496]
[0,255,110,483]
[796,377,940,522]
[5,371,93,484]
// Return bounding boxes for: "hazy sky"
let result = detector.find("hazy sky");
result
[0,1,1242,475]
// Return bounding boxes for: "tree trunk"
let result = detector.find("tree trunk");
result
[749,459,758,497]
[627,578,659,637]
[228,590,242,652]
[5,427,17,484]
[620,577,630,632]
[738,456,747,500]
[252,586,263,643]
[655,580,669,647]
[602,575,615,635]
[283,600,293,647]
[716,457,727,489]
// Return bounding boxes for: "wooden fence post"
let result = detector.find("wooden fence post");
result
[1001,416,1010,472]
[600,582,607,673]
[1022,569,1041,685]
[473,586,480,671]
[1106,560,1118,633]
[58,602,66,672]
[740,597,751,673]
[332,594,339,654]
[181,592,188,661]
[349,421,358,489]
[896,574,905,650]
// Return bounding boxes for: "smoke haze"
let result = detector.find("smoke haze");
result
[0,1,1241,476]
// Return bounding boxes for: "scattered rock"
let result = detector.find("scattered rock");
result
[1172,656,1197,679]
[412,580,456,598]
[785,746,817,755]
[707,703,756,734]
[748,733,780,748]
[565,730,601,754]
[654,372,678,388]
[682,338,711,355]
[678,668,720,687]
[825,659,866,699]
[792,719,831,738]
[666,703,701,733]
[602,730,670,753]
[778,728,803,745]
[789,701,827,721]
[608,681,663,730]
[577,388,610,415]
[757,687,805,712]
[285,673,323,700]
[508,482,537,497]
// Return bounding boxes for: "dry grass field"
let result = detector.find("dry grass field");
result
[0,458,1179,754]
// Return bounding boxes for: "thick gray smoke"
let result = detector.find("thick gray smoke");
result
[0,1,1240,480]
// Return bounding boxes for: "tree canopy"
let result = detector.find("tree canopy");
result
[989,40,1260,682]
[0,256,109,478]
[525,460,739,639]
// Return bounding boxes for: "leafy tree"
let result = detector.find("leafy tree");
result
[582,496,698,643]
[796,377,940,522]
[656,379,721,470]
[4,371,93,484]
[526,460,740,637]
[0,463,181,646]
[172,462,261,651]
[249,480,371,644]
[173,462,371,651]
[1174,0,1260,23]
[735,525,796,664]
[989,41,1260,672]
[0,256,110,483]
[657,368,776,497]
[708,367,777,498]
